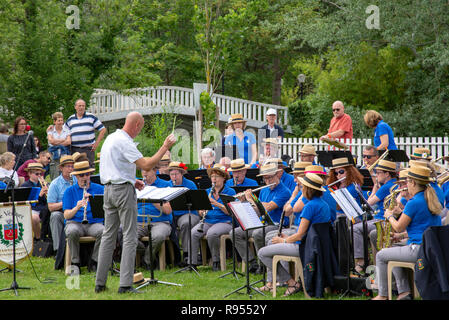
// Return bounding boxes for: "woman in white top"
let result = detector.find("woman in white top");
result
[0,152,20,187]
[47,112,71,180]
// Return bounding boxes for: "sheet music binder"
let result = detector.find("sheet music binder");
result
[0,187,32,203]
[330,188,364,222]
[136,186,189,203]
[227,201,264,231]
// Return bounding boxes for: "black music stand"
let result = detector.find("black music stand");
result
[135,199,182,289]
[185,169,211,189]
[223,201,266,298]
[89,195,120,276]
[317,150,355,168]
[218,194,244,280]
[171,190,212,276]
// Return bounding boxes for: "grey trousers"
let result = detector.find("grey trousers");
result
[137,221,171,265]
[258,243,300,283]
[353,219,380,259]
[375,244,420,297]
[96,183,137,288]
[176,213,200,254]
[65,221,104,263]
[265,226,297,245]
[50,211,64,251]
[231,225,278,262]
[190,222,232,265]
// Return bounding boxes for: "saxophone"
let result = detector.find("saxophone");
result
[375,185,407,250]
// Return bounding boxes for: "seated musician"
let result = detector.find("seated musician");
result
[373,165,442,300]
[190,164,236,271]
[21,162,49,242]
[199,147,215,169]
[251,138,279,169]
[266,158,296,192]
[232,163,291,274]
[62,161,104,273]
[157,151,171,175]
[257,172,332,296]
[137,167,172,269]
[298,145,318,165]
[47,155,76,255]
[225,158,258,187]
[352,159,397,273]
[167,161,199,265]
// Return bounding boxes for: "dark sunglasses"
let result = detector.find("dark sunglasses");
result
[332,108,340,112]
[31,172,43,176]
[78,173,91,177]
[363,155,374,159]
[336,169,346,175]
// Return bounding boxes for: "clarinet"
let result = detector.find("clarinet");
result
[81,182,89,224]
[277,210,286,236]
[198,183,215,233]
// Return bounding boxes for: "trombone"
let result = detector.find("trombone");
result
[367,149,389,173]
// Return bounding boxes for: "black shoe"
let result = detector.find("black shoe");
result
[212,261,220,272]
[118,286,141,294]
[88,260,97,273]
[248,260,259,274]
[95,285,107,293]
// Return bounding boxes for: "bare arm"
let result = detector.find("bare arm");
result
[377,134,389,150]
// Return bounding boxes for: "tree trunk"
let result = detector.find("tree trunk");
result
[272,56,282,105]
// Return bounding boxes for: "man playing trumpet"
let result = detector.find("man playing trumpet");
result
[63,161,104,273]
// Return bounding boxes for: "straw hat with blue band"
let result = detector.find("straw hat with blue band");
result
[292,162,312,174]
[228,158,250,172]
[407,166,431,184]
[375,159,396,173]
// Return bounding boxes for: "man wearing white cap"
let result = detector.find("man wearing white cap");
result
[259,108,284,140]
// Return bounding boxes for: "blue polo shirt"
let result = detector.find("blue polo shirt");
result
[47,174,77,205]
[225,177,258,187]
[62,182,104,224]
[296,196,331,244]
[403,191,441,245]
[224,132,256,164]
[281,171,296,192]
[22,180,46,212]
[169,177,198,216]
[0,181,5,189]
[203,185,236,224]
[374,120,397,150]
[138,177,172,223]
[374,178,397,220]
[259,182,291,226]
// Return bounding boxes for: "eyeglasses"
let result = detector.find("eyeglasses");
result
[31,172,43,176]
[332,108,340,112]
[363,155,375,159]
[78,173,91,177]
[336,169,346,175]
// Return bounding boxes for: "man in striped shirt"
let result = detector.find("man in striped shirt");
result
[66,99,107,167]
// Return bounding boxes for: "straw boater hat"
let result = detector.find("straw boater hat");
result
[72,152,88,162]
[229,113,246,125]
[292,162,313,174]
[298,145,317,156]
[70,161,95,176]
[305,164,327,176]
[265,158,287,168]
[395,169,409,184]
[407,166,431,184]
[375,159,396,172]
[331,157,353,170]
[410,147,432,160]
[94,152,101,164]
[160,154,170,163]
[257,163,283,177]
[168,161,188,174]
[24,162,45,172]
[59,155,75,166]
[207,164,230,180]
[299,173,326,192]
[262,138,279,146]
[228,158,250,172]
[133,272,145,285]
[409,159,427,168]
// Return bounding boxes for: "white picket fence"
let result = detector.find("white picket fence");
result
[279,137,449,166]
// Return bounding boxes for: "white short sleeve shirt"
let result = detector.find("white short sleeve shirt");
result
[99,129,143,185]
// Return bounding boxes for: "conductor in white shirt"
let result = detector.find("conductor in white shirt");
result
[95,112,176,294]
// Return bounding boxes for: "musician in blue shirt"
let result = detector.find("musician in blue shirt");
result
[190,164,236,271]
[257,173,331,296]
[364,110,398,151]
[225,158,258,187]
[373,166,442,300]
[167,161,199,265]
[224,114,257,166]
[266,158,296,192]
[63,161,104,272]
[232,163,291,274]
[137,167,172,269]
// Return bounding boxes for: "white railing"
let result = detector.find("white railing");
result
[279,137,449,166]
[89,86,289,125]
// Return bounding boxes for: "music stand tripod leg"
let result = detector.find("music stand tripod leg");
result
[219,214,244,280]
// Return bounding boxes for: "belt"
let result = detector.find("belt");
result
[104,181,132,186]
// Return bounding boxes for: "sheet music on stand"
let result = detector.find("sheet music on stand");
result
[227,201,264,231]
[136,186,189,202]
[330,188,364,223]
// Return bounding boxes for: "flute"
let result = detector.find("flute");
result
[234,183,276,198]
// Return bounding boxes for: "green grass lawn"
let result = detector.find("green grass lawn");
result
[0,256,369,301]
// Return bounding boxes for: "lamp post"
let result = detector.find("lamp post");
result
[297,74,306,99]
